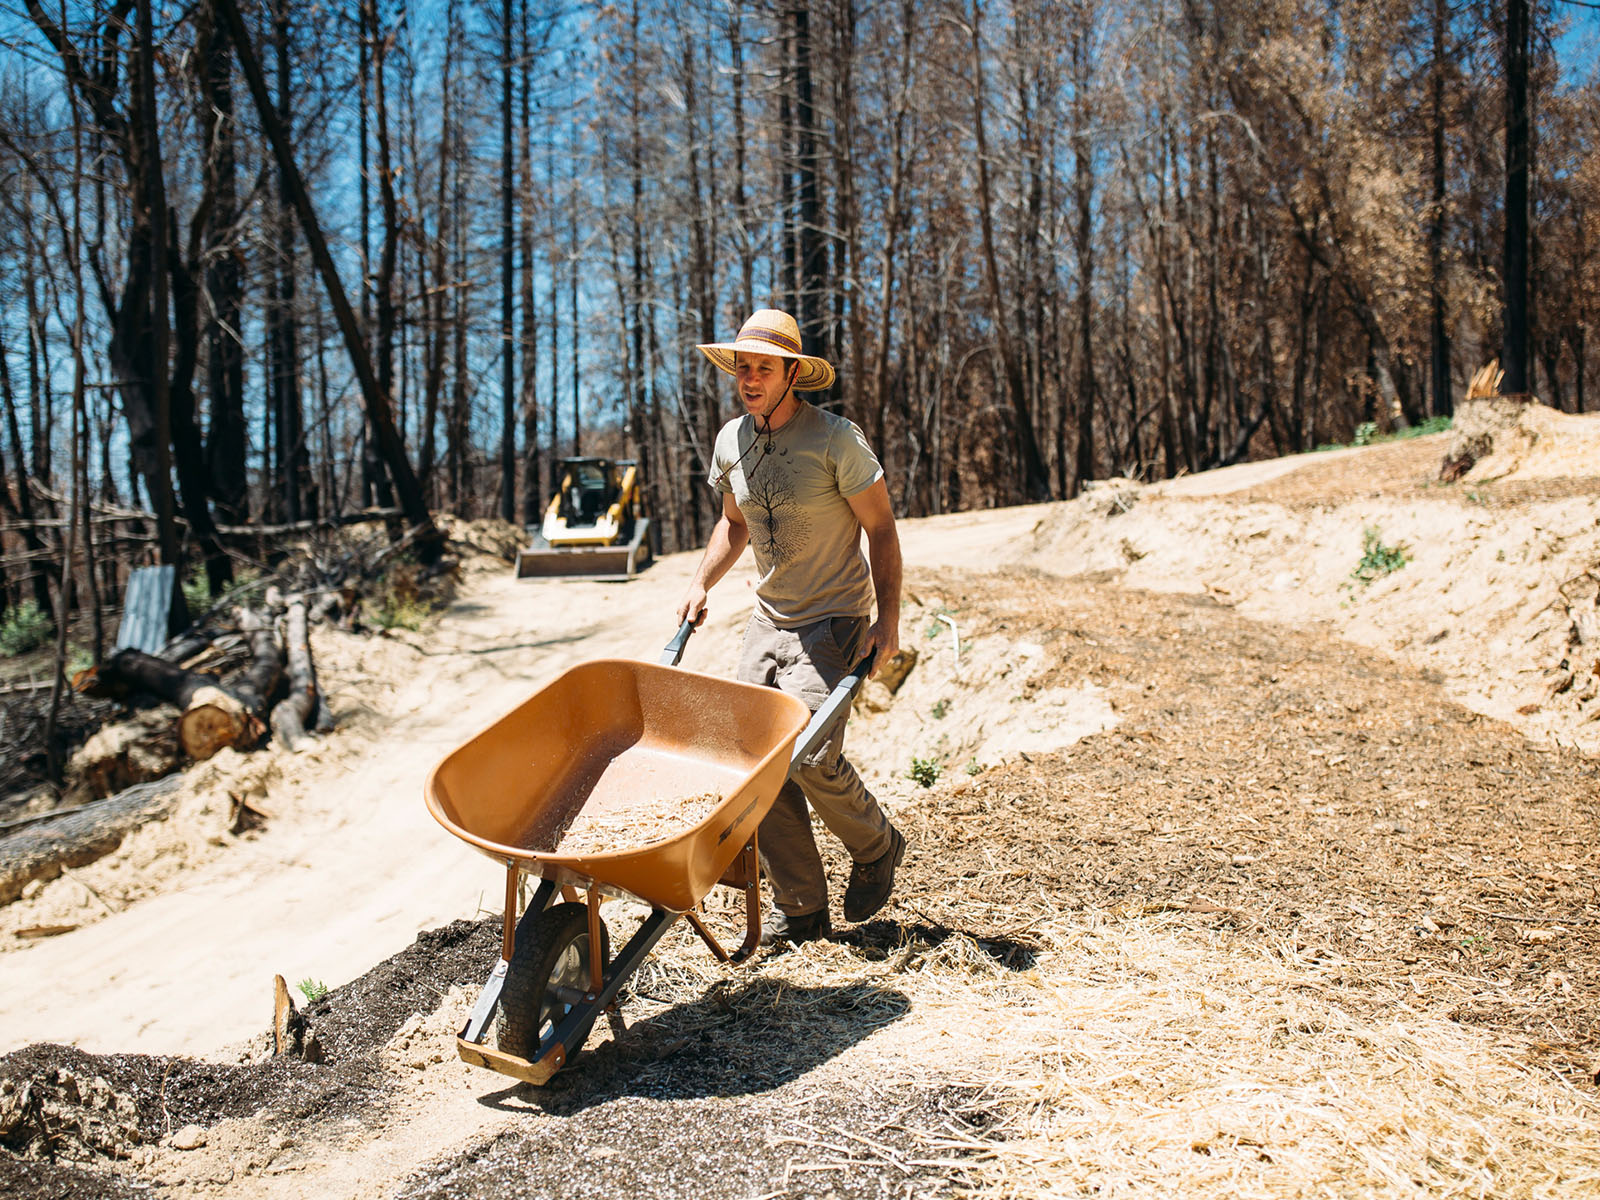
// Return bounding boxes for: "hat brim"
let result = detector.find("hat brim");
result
[696,340,836,392]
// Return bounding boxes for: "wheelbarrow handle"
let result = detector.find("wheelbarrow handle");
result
[660,618,696,666]
[789,648,876,769]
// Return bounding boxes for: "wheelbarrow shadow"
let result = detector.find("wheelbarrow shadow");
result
[476,917,1039,1114]
[478,974,908,1114]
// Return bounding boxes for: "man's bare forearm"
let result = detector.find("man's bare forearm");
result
[676,512,749,626]
[867,524,902,629]
[694,515,749,592]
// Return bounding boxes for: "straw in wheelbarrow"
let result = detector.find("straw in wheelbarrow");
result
[537,789,724,855]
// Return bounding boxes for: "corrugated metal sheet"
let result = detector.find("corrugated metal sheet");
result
[115,565,175,654]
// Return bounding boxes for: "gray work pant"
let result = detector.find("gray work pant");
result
[737,611,893,917]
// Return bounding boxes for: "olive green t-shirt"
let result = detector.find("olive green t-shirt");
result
[710,402,883,628]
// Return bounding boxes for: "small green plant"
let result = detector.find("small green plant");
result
[923,603,961,640]
[181,569,212,619]
[366,561,438,631]
[964,757,986,777]
[1352,421,1379,447]
[297,978,330,1003]
[908,756,942,788]
[67,646,94,677]
[1466,489,1489,506]
[931,698,949,720]
[1349,526,1409,586]
[368,593,432,631]
[0,601,54,657]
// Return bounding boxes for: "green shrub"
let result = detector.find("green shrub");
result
[1350,526,1409,586]
[1320,415,1453,453]
[0,601,54,657]
[964,757,986,777]
[365,561,439,631]
[931,698,949,720]
[1404,415,1453,439]
[908,756,942,788]
[297,978,329,1004]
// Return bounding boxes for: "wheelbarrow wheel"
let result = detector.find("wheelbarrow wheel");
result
[497,901,610,1066]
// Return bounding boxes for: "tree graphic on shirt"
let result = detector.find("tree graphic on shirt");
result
[743,456,809,567]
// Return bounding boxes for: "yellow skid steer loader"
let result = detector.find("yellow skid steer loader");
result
[514,457,654,580]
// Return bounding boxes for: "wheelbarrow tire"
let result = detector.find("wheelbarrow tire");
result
[497,901,610,1067]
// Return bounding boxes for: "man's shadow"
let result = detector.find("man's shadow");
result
[476,918,1038,1114]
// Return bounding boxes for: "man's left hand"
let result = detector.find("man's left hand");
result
[863,617,899,678]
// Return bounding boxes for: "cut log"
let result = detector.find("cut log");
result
[178,686,253,759]
[269,598,319,751]
[76,647,222,708]
[0,776,183,905]
[78,608,284,761]
[308,591,342,625]
[158,626,219,665]
[231,608,285,716]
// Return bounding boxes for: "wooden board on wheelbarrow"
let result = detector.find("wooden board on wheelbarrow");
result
[424,658,810,914]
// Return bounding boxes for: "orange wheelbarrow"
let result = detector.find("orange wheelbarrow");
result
[424,622,873,1084]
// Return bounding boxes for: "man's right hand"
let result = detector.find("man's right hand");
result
[675,585,708,629]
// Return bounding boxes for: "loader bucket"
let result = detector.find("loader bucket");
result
[515,519,653,581]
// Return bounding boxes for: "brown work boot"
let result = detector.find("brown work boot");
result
[760,907,831,947]
[843,827,905,922]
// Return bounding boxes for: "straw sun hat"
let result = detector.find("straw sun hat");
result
[696,309,836,392]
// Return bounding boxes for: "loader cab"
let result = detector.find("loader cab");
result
[541,457,643,547]
[559,459,618,526]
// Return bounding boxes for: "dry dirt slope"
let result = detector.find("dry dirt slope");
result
[3,406,1600,1199]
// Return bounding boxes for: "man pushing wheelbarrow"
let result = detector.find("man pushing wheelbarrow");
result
[678,308,908,946]
[427,310,906,1085]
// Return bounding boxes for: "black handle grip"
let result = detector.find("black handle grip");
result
[660,619,695,666]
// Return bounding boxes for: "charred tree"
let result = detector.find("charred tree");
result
[198,0,249,528]
[1500,0,1530,395]
[967,0,1051,503]
[1428,0,1453,418]
[498,0,517,523]
[216,0,440,558]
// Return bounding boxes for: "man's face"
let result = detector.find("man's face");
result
[733,352,796,418]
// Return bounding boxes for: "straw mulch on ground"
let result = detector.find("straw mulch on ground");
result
[651,565,1600,1197]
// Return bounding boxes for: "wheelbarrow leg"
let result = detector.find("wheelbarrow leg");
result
[728,835,763,963]
[686,835,764,965]
[461,864,556,1044]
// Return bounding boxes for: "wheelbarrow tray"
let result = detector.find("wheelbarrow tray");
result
[425,658,811,913]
